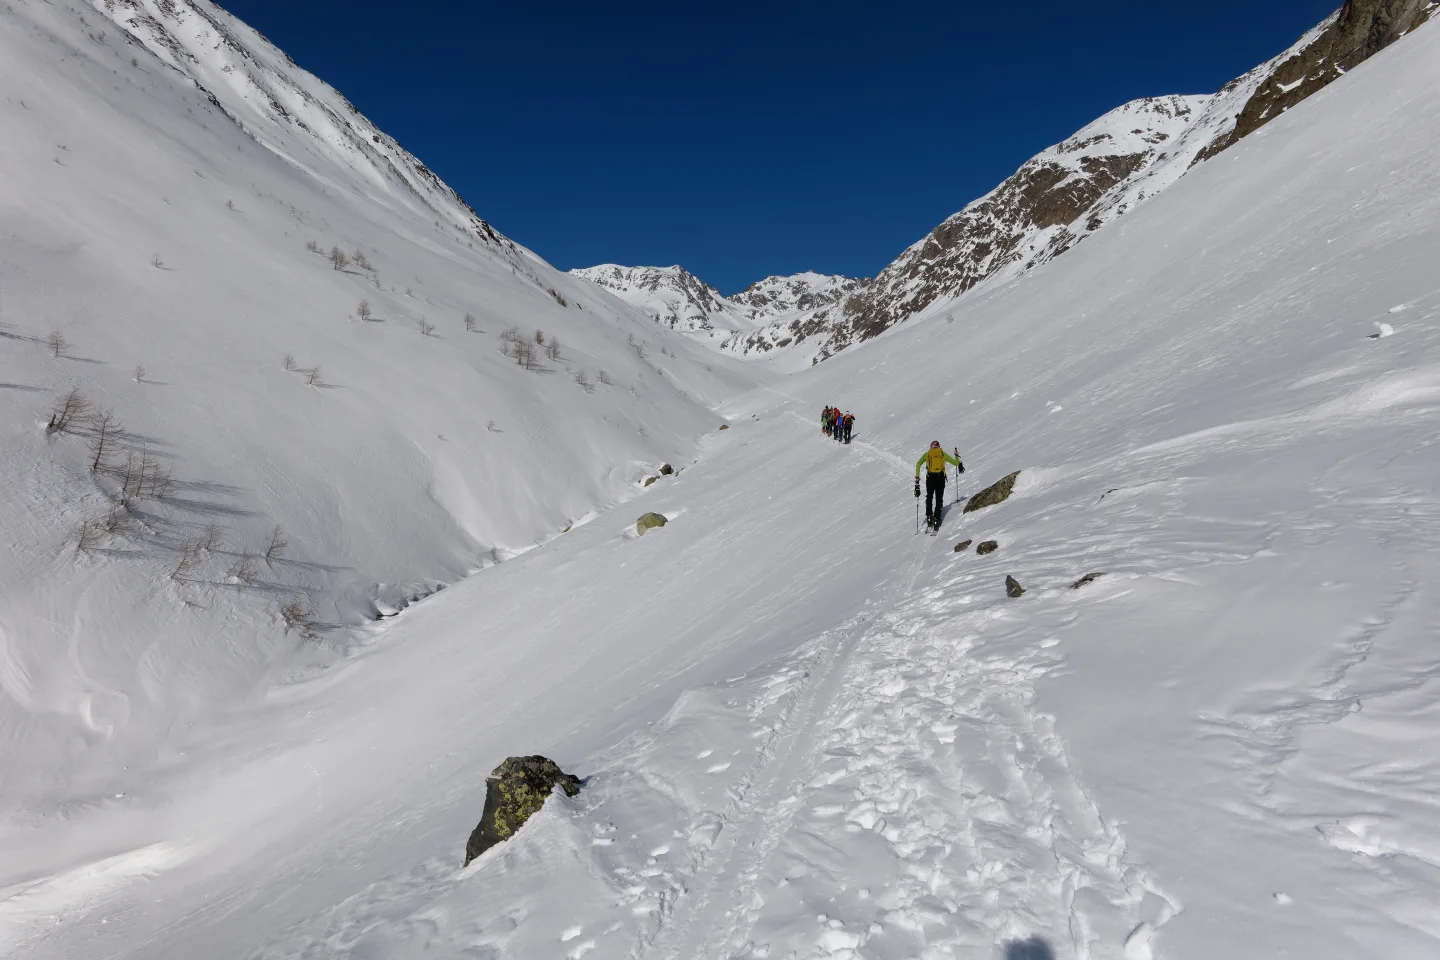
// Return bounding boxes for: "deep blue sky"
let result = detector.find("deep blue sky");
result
[223,0,1338,292]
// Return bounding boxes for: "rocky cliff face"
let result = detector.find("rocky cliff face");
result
[724,0,1436,366]
[1199,0,1437,160]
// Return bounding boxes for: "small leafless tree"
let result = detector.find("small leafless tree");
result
[404,286,414,298]
[263,525,288,567]
[464,313,477,332]
[306,365,325,387]
[226,553,261,585]
[513,340,537,369]
[352,251,372,272]
[283,353,297,371]
[226,199,236,211]
[357,299,373,321]
[574,370,593,392]
[329,246,348,271]
[535,330,545,345]
[102,504,133,536]
[44,330,68,357]
[197,523,224,554]
[417,317,435,337]
[133,364,147,383]
[171,534,204,579]
[597,369,612,385]
[487,419,500,432]
[306,240,321,254]
[142,457,175,501]
[88,409,121,472]
[280,597,317,637]
[73,516,106,553]
[47,388,92,433]
[546,338,561,361]
[499,325,520,344]
[151,252,164,269]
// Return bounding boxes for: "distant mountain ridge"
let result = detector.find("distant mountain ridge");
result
[707,0,1437,366]
[568,264,865,341]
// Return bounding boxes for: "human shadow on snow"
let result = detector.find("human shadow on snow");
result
[1003,937,1055,960]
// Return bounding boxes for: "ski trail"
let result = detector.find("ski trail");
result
[784,409,913,475]
[633,523,1177,960]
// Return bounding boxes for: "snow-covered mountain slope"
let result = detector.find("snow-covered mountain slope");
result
[724,0,1437,367]
[570,264,864,343]
[9,7,1440,960]
[0,0,763,888]
[568,264,749,338]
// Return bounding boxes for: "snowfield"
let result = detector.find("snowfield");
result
[3,2,1440,960]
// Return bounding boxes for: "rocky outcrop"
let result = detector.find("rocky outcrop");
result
[465,756,582,865]
[659,463,674,476]
[1199,0,1436,161]
[636,512,668,535]
[965,472,1021,514]
[1006,576,1026,599]
[1071,572,1106,590]
[977,540,999,556]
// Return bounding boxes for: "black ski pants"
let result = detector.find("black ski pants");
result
[925,472,946,522]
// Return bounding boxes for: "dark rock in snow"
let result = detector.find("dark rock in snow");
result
[643,476,658,487]
[965,472,1020,514]
[718,424,729,430]
[1072,572,1106,590]
[659,463,674,476]
[465,756,581,865]
[976,540,999,556]
[636,512,668,535]
[1006,575,1026,598]
[954,539,973,553]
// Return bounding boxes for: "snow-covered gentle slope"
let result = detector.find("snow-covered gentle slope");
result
[8,8,1440,960]
[0,0,762,896]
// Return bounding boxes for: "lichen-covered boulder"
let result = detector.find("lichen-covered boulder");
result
[718,424,729,430]
[659,463,674,476]
[953,539,973,553]
[465,756,582,865]
[1071,572,1105,590]
[964,471,1020,514]
[977,540,999,555]
[1005,575,1026,598]
[636,512,668,535]
[643,476,658,487]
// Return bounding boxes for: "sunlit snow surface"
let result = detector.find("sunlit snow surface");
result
[4,3,1440,960]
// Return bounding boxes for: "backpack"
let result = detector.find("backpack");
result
[926,447,947,473]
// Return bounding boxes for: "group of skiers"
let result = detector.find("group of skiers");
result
[821,406,855,444]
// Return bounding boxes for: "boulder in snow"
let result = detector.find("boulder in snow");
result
[977,540,999,556]
[1005,575,1026,598]
[965,472,1020,514]
[1072,572,1105,590]
[465,756,581,865]
[953,539,973,553]
[643,476,658,487]
[636,512,668,535]
[659,463,674,476]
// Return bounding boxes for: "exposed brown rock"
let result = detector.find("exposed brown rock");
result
[977,540,999,556]
[465,756,582,865]
[1071,572,1106,590]
[965,472,1021,514]
[1006,576,1026,598]
[1199,0,1435,161]
[953,539,973,553]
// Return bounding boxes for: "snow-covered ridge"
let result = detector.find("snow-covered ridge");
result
[722,0,1437,366]
[87,0,521,258]
[570,263,863,341]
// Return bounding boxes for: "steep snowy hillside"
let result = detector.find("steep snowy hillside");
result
[0,0,760,905]
[8,5,1440,960]
[726,0,1437,366]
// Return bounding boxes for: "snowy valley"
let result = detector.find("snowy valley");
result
[3,1,1440,959]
